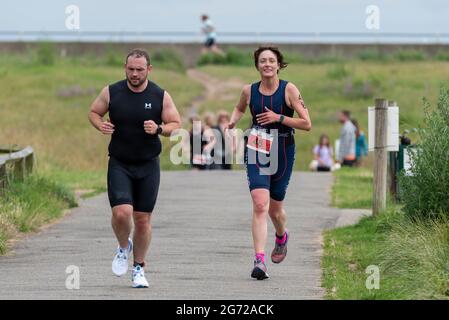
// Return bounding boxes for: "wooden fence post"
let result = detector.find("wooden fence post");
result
[373,98,388,215]
[0,160,6,194]
[25,153,34,176]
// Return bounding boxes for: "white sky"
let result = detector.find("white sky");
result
[0,0,448,34]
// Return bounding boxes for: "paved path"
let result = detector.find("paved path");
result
[0,171,370,300]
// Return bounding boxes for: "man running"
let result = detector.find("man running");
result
[227,46,311,280]
[88,48,181,288]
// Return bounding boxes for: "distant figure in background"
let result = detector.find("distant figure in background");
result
[213,110,234,170]
[337,110,356,167]
[202,112,217,169]
[189,115,207,170]
[200,14,225,56]
[309,134,334,172]
[351,119,368,166]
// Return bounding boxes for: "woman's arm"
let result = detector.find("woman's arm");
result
[228,85,250,129]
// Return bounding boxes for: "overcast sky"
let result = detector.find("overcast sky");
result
[1,0,448,34]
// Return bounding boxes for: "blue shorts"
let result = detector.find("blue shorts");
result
[244,136,295,201]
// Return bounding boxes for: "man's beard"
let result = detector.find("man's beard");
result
[127,76,147,88]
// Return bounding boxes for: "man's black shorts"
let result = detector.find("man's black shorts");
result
[107,156,160,213]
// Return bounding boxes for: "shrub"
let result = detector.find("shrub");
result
[151,48,185,72]
[197,49,247,66]
[399,88,449,219]
[105,48,123,67]
[394,50,427,61]
[436,51,449,62]
[36,42,55,66]
[357,48,389,61]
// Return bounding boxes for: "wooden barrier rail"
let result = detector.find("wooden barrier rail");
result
[0,146,34,194]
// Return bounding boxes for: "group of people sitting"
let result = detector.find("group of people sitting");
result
[188,110,235,170]
[309,110,367,172]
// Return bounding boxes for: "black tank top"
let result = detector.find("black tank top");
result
[108,79,164,164]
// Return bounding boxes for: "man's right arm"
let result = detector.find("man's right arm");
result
[88,86,114,134]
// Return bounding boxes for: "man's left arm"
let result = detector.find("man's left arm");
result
[160,91,182,136]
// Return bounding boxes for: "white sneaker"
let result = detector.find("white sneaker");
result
[112,238,133,276]
[132,265,149,288]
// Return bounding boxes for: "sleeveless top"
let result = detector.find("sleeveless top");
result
[108,79,164,164]
[249,79,295,144]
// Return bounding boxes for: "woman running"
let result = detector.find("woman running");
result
[227,46,312,280]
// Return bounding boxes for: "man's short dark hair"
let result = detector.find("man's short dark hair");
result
[341,110,351,118]
[126,49,150,65]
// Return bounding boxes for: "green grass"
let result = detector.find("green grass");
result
[322,208,449,299]
[0,175,77,254]
[332,167,373,209]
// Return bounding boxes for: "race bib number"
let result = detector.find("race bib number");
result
[247,128,273,155]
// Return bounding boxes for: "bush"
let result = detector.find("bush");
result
[436,51,449,62]
[357,48,389,61]
[151,48,185,72]
[197,48,250,66]
[399,88,449,219]
[105,47,124,67]
[394,49,427,61]
[36,42,55,66]
[306,53,344,64]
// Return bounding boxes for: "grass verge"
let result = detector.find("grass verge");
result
[0,175,77,254]
[331,167,372,209]
[322,207,449,299]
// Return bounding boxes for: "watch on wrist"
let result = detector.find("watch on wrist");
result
[156,125,163,135]
[278,115,285,123]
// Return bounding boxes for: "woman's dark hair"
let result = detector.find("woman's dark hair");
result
[254,46,288,73]
[319,134,330,148]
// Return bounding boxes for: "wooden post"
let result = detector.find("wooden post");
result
[25,153,34,175]
[0,160,6,194]
[373,98,388,215]
[13,158,26,181]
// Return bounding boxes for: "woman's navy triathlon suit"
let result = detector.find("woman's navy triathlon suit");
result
[107,79,164,213]
[244,80,296,201]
